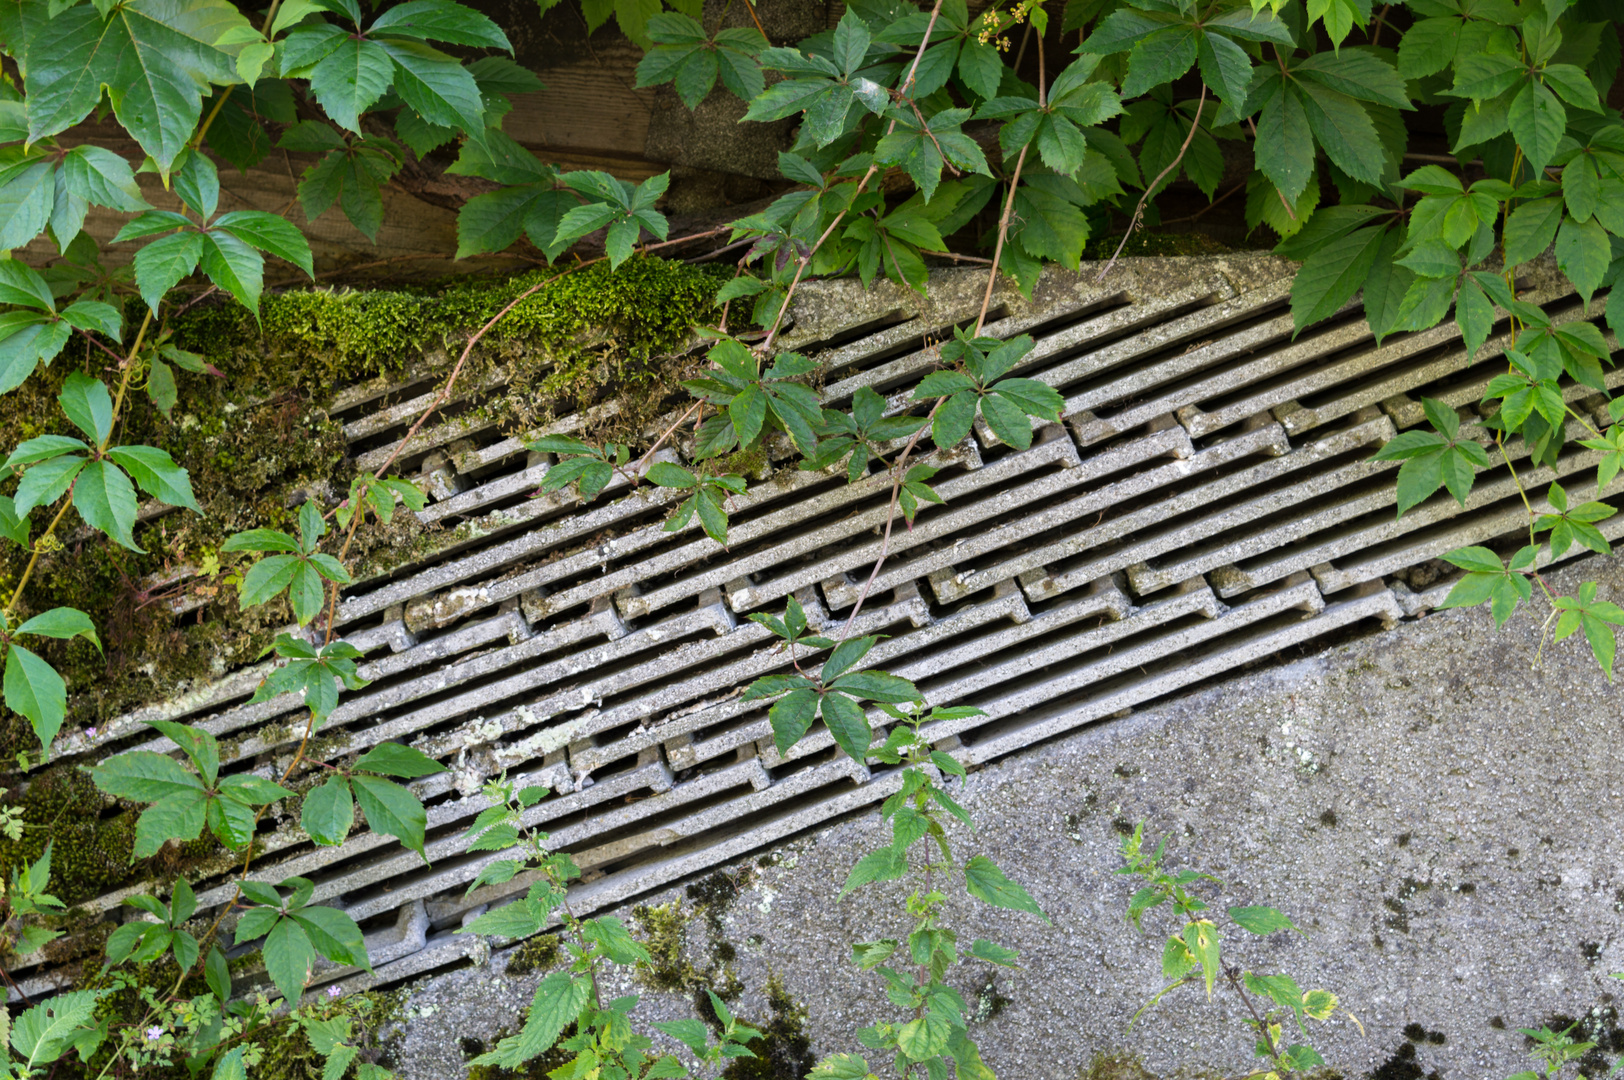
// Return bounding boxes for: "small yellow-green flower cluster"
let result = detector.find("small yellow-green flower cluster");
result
[976,3,1030,51]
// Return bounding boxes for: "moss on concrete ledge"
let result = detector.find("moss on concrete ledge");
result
[0,256,728,753]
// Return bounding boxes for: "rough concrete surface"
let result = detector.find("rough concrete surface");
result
[385,556,1624,1080]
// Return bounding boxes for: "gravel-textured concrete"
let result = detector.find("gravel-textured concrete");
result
[384,556,1624,1080]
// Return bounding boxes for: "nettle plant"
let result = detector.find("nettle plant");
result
[814,701,1046,1080]
[1117,824,1361,1078]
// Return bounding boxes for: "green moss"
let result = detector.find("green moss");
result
[503,932,562,978]
[721,975,815,1080]
[720,445,771,479]
[166,256,730,416]
[0,255,727,747]
[0,768,137,905]
[629,866,757,1013]
[970,976,1011,1024]
[228,948,263,975]
[1077,1051,1159,1080]
[632,900,690,993]
[55,978,406,1080]
[230,990,404,1080]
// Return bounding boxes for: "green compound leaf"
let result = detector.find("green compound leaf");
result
[1437,545,1533,628]
[26,0,253,174]
[1553,581,1624,680]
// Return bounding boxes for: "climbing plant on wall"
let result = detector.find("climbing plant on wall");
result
[0,0,1616,1074]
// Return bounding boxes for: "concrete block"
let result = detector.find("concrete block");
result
[956,585,1403,766]
[612,441,983,621]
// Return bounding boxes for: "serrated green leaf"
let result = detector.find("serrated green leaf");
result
[105,445,201,511]
[472,972,592,1068]
[4,645,65,749]
[1555,214,1609,303]
[73,459,140,551]
[353,773,430,861]
[307,36,394,133]
[1229,905,1300,935]
[354,743,446,778]
[131,230,203,313]
[264,916,316,1004]
[1291,225,1387,330]
[963,855,1047,920]
[27,0,254,175]
[1508,79,1565,173]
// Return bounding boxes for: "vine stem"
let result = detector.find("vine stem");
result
[837,27,1047,638]
[973,144,1029,336]
[185,243,661,1019]
[74,329,128,367]
[1224,967,1281,1062]
[3,310,152,620]
[1494,434,1558,605]
[758,0,948,353]
[627,399,703,480]
[1096,84,1208,283]
[738,0,768,41]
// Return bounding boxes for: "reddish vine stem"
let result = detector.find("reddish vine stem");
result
[186,246,642,995]
[738,0,769,41]
[1224,968,1283,1061]
[73,328,128,367]
[838,31,1048,639]
[759,0,949,353]
[1096,85,1208,283]
[628,399,704,480]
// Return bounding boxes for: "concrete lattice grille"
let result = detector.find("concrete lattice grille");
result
[18,254,1620,1002]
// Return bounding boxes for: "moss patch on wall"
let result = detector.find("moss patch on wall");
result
[0,768,136,906]
[0,256,727,755]
[721,974,815,1080]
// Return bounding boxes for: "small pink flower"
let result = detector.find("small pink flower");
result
[85,727,98,739]
[145,1026,163,1042]
[326,985,342,1000]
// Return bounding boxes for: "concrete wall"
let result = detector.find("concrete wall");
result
[385,556,1624,1080]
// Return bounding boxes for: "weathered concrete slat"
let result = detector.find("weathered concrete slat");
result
[34,256,1624,1008]
[1007,418,1389,604]
[1307,448,1622,595]
[958,585,1405,765]
[726,436,1078,612]
[926,421,1292,605]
